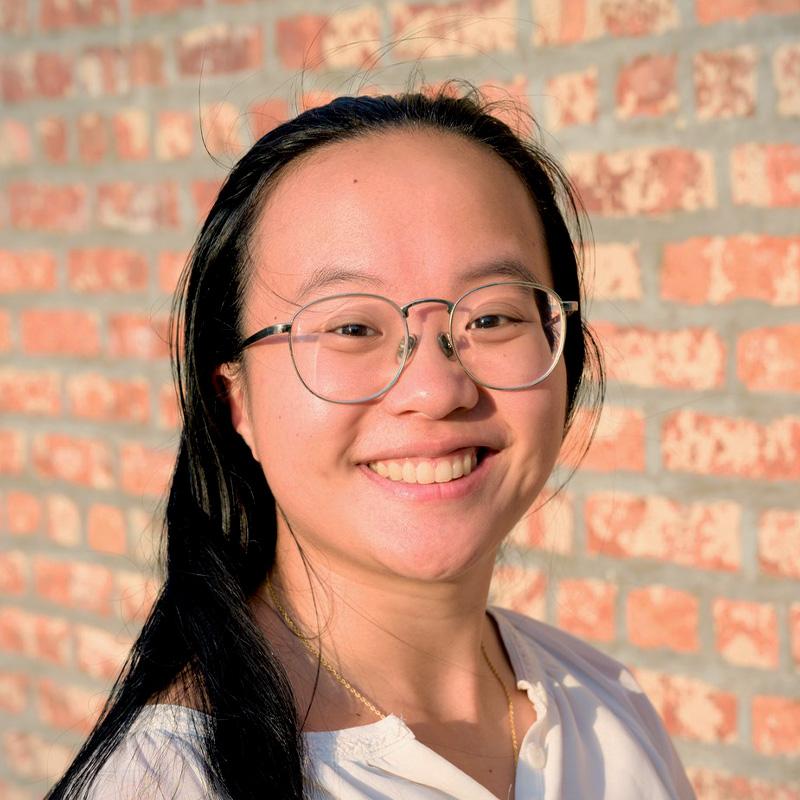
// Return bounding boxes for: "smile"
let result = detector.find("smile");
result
[367,447,479,485]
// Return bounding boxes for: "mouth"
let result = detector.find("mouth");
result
[365,446,491,485]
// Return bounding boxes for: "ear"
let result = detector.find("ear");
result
[214,362,260,462]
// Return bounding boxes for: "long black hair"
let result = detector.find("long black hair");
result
[46,82,604,800]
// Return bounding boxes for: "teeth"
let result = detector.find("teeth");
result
[367,449,480,485]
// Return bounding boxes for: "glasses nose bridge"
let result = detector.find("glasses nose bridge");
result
[399,297,456,362]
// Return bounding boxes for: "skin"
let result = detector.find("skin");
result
[220,129,569,798]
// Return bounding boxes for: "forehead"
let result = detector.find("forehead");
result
[247,129,551,316]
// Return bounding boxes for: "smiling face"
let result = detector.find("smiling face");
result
[225,129,568,584]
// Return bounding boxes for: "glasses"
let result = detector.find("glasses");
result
[239,281,579,404]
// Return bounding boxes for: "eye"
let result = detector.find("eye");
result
[467,313,522,330]
[331,322,378,337]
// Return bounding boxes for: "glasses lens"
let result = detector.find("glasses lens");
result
[452,283,564,389]
[290,295,406,402]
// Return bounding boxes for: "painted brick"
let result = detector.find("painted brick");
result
[132,0,202,15]
[0,119,33,166]
[694,46,757,120]
[489,565,547,619]
[248,98,289,139]
[37,116,68,163]
[108,313,169,359]
[568,148,715,216]
[0,368,60,416]
[156,110,194,161]
[696,0,800,24]
[390,0,515,60]
[87,503,127,555]
[629,586,699,653]
[32,433,114,489]
[120,442,175,497]
[545,67,598,130]
[592,323,725,389]
[128,40,165,87]
[688,767,800,800]
[0,607,71,666]
[4,492,42,536]
[191,178,224,222]
[76,45,126,97]
[791,604,800,667]
[586,492,742,571]
[74,624,132,680]
[732,143,800,207]
[0,430,25,475]
[2,730,73,782]
[176,23,263,76]
[0,552,27,596]
[37,678,102,734]
[77,112,109,163]
[556,578,616,642]
[660,235,800,306]
[9,182,88,232]
[158,382,181,429]
[67,372,150,424]
[112,108,150,160]
[585,242,642,300]
[752,696,800,755]
[33,557,113,616]
[616,53,678,118]
[774,43,800,116]
[45,494,81,548]
[0,672,28,714]
[278,6,381,70]
[21,309,99,357]
[633,668,737,742]
[714,598,779,669]
[508,491,573,554]
[68,248,148,292]
[158,250,187,293]
[563,405,646,473]
[0,251,57,294]
[40,0,119,30]
[662,411,800,480]
[96,181,180,233]
[201,102,243,158]
[116,569,159,623]
[758,509,800,579]
[738,325,800,392]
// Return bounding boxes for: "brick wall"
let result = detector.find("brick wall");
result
[1,0,798,797]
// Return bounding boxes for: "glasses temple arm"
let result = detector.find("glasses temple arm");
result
[240,322,292,351]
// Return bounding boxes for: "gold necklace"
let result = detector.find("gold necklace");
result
[266,577,519,764]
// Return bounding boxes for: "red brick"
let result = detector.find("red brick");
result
[508,491,573,554]
[201,102,243,158]
[67,372,150,423]
[694,46,757,120]
[696,0,800,23]
[76,45,126,96]
[108,312,169,359]
[155,110,194,161]
[0,120,32,166]
[627,586,699,652]
[476,76,533,137]
[74,624,131,680]
[661,235,800,305]
[616,53,678,118]
[248,98,289,139]
[32,52,73,99]
[0,552,27,596]
[191,178,224,222]
[87,504,127,555]
[0,608,71,666]
[116,569,159,623]
[37,678,102,734]
[545,67,598,130]
[4,492,42,536]
[37,116,68,163]
[753,696,800,755]
[120,442,175,497]
[0,0,27,33]
[662,411,800,480]
[391,0,514,60]
[563,405,646,473]
[158,250,187,293]
[176,23,263,76]
[9,182,88,232]
[128,40,165,87]
[1,53,32,104]
[96,181,180,233]
[489,566,547,619]
[77,111,109,164]
[113,108,150,160]
[0,369,59,416]
[774,43,800,117]
[634,668,737,743]
[732,143,800,207]
[738,325,800,392]
[32,433,113,489]
[0,251,57,294]
[44,494,81,548]
[0,672,28,714]
[688,767,800,800]
[556,578,616,642]
[3,730,73,782]
[592,323,725,389]
[586,492,741,571]
[758,509,800,578]
[21,309,99,356]
[714,598,779,669]
[568,148,715,216]
[0,312,10,353]
[791,604,800,667]
[68,248,148,292]
[158,382,181,429]
[132,0,202,14]
[33,558,113,616]
[0,430,24,475]
[40,0,119,30]
[532,0,679,44]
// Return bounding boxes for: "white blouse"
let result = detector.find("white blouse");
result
[87,607,696,799]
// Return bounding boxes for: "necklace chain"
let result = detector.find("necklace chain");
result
[266,577,519,764]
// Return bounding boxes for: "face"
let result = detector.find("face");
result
[224,130,568,584]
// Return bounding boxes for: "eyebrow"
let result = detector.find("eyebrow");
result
[294,258,543,303]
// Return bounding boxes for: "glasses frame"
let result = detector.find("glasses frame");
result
[239,280,579,404]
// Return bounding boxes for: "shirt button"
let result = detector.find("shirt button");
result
[523,744,546,769]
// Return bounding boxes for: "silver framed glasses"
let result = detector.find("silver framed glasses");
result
[239,281,579,404]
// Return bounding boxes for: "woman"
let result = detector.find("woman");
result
[47,85,695,799]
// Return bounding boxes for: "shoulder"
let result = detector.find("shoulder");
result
[85,705,214,800]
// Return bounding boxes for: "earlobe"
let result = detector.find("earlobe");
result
[215,362,259,462]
